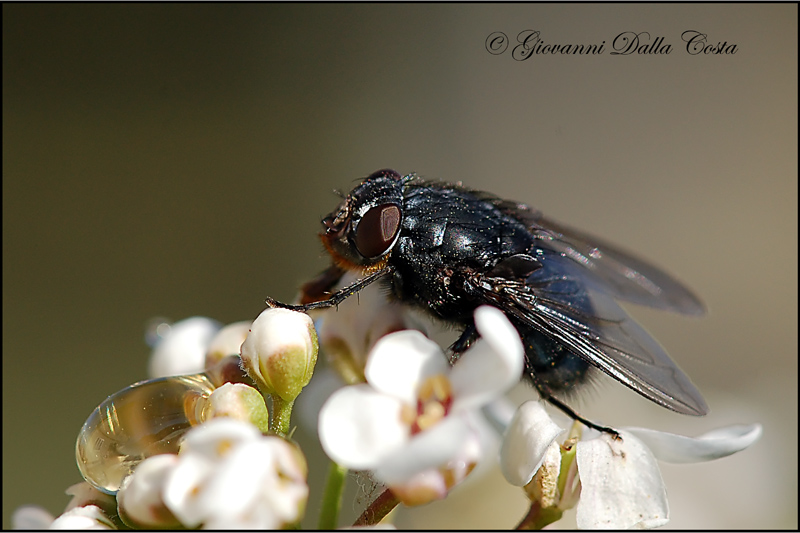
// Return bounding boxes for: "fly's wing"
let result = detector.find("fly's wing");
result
[484,196,705,316]
[477,250,709,416]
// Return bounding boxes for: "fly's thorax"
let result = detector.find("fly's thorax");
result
[385,183,536,317]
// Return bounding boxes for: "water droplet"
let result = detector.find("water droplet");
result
[75,373,214,494]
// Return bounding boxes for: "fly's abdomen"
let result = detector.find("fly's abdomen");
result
[521,326,591,395]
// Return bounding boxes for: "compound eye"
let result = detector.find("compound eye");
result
[355,204,401,258]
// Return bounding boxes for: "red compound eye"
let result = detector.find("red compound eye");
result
[355,204,401,258]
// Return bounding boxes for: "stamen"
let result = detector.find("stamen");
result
[407,374,453,434]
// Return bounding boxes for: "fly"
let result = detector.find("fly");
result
[266,169,709,434]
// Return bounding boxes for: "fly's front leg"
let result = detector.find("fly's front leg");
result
[265,265,395,312]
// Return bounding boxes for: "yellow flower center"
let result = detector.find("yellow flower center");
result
[400,374,453,435]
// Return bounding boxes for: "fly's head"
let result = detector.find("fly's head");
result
[320,169,405,274]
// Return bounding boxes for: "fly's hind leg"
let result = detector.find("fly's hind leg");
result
[541,394,621,439]
[523,328,621,439]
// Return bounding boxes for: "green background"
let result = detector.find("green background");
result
[4,4,796,529]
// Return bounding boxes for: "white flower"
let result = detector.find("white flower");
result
[318,306,524,504]
[147,317,222,378]
[501,400,763,529]
[161,418,309,529]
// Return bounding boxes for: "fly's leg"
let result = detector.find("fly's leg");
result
[544,395,621,439]
[297,264,346,305]
[265,265,394,312]
[448,323,478,364]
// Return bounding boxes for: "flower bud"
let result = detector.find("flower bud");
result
[205,321,252,368]
[50,505,115,529]
[63,481,117,515]
[207,382,270,434]
[12,506,55,529]
[148,317,222,379]
[240,308,318,402]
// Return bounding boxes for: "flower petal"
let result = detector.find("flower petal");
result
[163,452,215,527]
[197,440,274,521]
[576,431,669,530]
[318,384,408,469]
[474,305,525,366]
[12,506,55,529]
[500,401,565,486]
[365,330,449,403]
[294,366,346,436]
[117,454,181,528]
[624,423,763,464]
[450,307,525,411]
[373,414,472,485]
[178,418,261,459]
[388,469,450,506]
[261,439,309,525]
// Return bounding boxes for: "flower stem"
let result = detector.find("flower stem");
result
[353,488,399,527]
[270,395,294,437]
[318,462,348,529]
[515,501,563,530]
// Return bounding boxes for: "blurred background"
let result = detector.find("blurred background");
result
[3,4,796,529]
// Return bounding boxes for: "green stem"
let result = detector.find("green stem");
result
[558,443,577,496]
[270,395,294,437]
[318,462,348,529]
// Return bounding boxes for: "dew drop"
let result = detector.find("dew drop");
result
[75,373,214,494]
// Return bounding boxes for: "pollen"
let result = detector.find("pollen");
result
[216,439,234,457]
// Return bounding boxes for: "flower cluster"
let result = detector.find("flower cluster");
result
[318,305,523,505]
[119,418,308,529]
[14,297,762,530]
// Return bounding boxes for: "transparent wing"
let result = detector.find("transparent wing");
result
[484,195,705,315]
[535,216,705,315]
[476,250,709,416]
